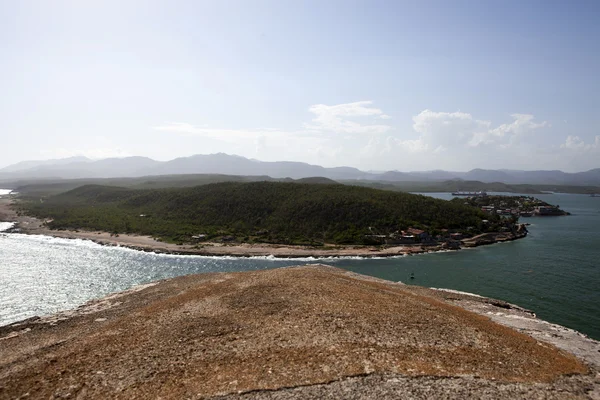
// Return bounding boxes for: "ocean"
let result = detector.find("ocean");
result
[1,192,599,340]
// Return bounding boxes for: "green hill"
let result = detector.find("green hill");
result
[11,174,284,198]
[294,177,339,185]
[22,182,494,245]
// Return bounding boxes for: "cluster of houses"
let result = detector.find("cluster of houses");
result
[479,204,561,217]
[480,205,532,217]
[468,195,565,218]
[365,228,464,247]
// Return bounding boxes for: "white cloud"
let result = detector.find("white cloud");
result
[480,114,550,148]
[397,110,549,152]
[561,135,600,151]
[356,109,559,170]
[152,104,568,171]
[156,101,392,141]
[304,101,391,134]
[155,101,393,140]
[153,101,394,166]
[492,114,549,136]
[410,109,490,150]
[394,137,429,153]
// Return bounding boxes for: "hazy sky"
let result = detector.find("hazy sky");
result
[1,0,599,172]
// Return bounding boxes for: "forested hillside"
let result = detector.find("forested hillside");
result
[21,182,492,245]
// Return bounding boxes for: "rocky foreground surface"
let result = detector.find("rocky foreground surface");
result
[1,265,599,399]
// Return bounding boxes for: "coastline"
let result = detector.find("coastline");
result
[0,197,526,258]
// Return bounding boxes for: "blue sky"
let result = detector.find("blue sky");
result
[1,0,599,171]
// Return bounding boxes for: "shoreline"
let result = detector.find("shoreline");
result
[0,197,526,258]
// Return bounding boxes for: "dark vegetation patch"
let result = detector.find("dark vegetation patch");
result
[20,181,495,245]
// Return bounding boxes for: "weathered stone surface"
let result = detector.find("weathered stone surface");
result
[0,265,596,399]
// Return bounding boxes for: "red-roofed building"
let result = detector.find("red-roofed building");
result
[402,228,430,241]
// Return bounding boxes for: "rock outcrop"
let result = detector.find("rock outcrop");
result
[0,265,598,399]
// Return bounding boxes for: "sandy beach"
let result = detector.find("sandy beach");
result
[0,197,525,258]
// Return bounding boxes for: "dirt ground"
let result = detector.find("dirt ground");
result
[1,265,597,399]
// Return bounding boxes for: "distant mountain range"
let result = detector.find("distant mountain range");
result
[1,153,599,186]
[0,156,91,173]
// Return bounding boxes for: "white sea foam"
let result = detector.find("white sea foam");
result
[9,233,106,248]
[0,222,15,232]
[430,287,484,298]
[0,189,13,196]
[0,232,416,261]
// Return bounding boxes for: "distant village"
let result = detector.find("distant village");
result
[364,227,467,249]
[461,194,569,217]
[361,194,567,249]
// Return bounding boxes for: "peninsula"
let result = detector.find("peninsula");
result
[457,195,570,217]
[4,182,531,256]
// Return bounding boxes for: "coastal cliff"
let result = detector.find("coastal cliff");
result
[1,266,598,399]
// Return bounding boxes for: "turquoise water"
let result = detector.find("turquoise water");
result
[1,192,599,340]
